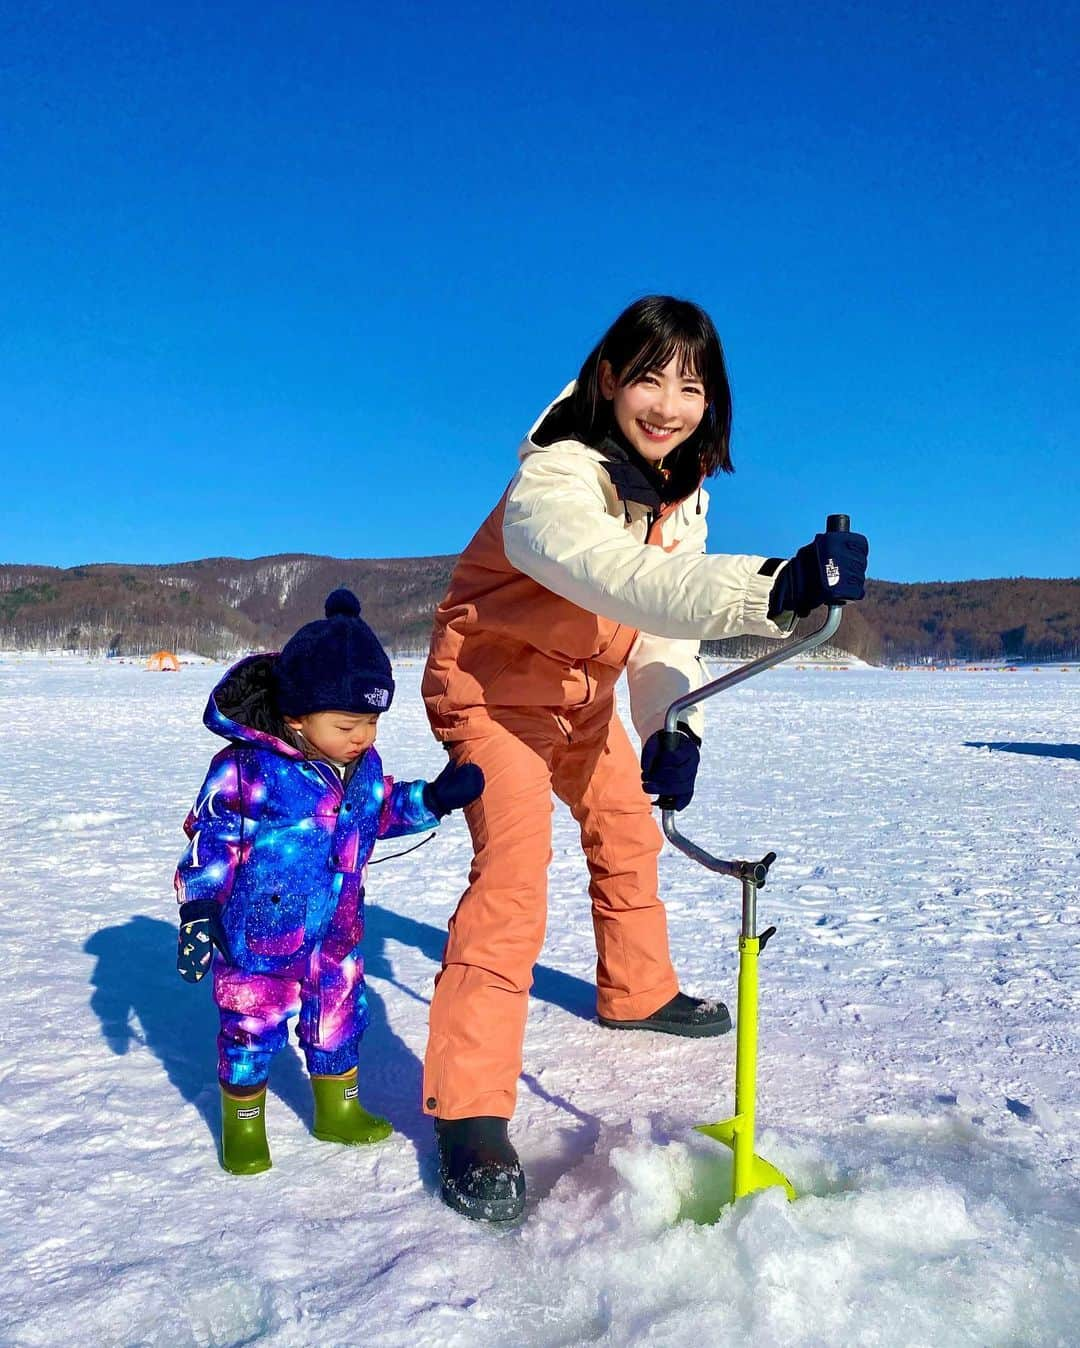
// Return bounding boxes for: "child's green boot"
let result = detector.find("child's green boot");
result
[311,1069,392,1145]
[220,1085,272,1175]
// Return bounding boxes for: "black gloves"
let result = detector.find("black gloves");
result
[423,760,485,819]
[641,725,701,812]
[768,530,869,619]
[177,899,229,983]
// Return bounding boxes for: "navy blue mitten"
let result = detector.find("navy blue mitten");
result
[768,530,869,618]
[641,726,701,812]
[423,761,485,819]
[177,899,229,983]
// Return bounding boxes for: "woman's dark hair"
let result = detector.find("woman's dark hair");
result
[572,295,734,477]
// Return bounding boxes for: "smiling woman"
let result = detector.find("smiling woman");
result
[418,294,870,1222]
[599,354,706,465]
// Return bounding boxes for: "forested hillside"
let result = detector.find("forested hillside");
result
[857,577,1080,663]
[1,557,1076,665]
[0,556,452,659]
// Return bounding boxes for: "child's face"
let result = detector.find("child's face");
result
[599,352,707,466]
[284,710,380,762]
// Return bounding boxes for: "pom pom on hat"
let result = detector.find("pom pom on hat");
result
[325,588,361,619]
[274,588,394,717]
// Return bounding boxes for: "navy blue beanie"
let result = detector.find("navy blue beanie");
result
[274,589,395,717]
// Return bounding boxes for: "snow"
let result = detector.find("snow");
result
[1,659,1077,1347]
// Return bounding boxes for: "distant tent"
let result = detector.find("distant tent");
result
[146,650,180,672]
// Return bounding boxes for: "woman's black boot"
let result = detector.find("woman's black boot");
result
[434,1116,526,1222]
[598,990,733,1037]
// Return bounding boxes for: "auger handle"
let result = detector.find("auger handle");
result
[660,514,851,881]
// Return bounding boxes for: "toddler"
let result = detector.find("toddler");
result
[175,588,482,1174]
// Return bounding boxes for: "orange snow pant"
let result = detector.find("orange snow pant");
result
[422,695,679,1120]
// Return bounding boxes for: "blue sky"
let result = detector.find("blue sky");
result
[2,1,1076,582]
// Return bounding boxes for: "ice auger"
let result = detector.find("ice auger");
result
[660,514,851,1205]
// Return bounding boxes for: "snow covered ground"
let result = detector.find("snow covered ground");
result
[1,656,1077,1347]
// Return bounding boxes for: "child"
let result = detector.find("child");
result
[422,295,868,1220]
[175,588,483,1175]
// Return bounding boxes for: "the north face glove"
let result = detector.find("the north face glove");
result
[641,725,701,812]
[768,530,869,618]
[422,760,485,819]
[177,900,229,983]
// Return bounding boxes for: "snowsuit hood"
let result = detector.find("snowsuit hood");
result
[203,653,305,759]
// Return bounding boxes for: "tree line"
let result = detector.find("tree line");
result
[1,557,1076,665]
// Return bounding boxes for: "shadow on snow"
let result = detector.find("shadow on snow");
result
[965,741,1080,761]
[84,904,598,1166]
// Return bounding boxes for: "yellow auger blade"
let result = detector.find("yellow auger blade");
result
[695,1118,796,1202]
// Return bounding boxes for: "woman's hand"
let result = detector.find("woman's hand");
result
[641,726,700,811]
[768,530,869,618]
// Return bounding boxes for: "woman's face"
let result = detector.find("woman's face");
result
[599,353,707,465]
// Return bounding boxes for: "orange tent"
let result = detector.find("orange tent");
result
[146,650,180,672]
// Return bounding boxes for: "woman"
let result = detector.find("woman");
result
[421,296,868,1220]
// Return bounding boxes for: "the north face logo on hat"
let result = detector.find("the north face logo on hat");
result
[364,689,390,709]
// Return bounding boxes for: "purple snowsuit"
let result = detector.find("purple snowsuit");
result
[175,654,439,1089]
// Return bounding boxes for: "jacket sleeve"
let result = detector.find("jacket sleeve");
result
[626,631,708,743]
[502,450,790,641]
[623,506,706,742]
[174,750,247,914]
[377,777,440,840]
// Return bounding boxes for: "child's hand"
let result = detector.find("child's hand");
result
[423,760,485,818]
[176,900,229,982]
[177,917,214,982]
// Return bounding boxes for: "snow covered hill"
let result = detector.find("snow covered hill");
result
[1,659,1077,1346]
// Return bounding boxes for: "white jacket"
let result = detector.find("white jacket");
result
[423,386,791,742]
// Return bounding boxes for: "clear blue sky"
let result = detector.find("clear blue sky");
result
[2,1,1077,582]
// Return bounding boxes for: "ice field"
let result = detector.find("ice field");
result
[1,655,1077,1346]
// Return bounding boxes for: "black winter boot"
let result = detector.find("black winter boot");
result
[598,991,732,1037]
[435,1116,526,1223]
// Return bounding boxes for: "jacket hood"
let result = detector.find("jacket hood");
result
[520,383,595,460]
[204,653,305,758]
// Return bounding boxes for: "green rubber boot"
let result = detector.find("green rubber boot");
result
[220,1085,272,1175]
[311,1069,392,1145]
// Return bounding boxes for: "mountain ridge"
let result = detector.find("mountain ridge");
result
[2,556,1077,666]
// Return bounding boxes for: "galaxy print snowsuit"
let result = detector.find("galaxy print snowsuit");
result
[175,654,439,1089]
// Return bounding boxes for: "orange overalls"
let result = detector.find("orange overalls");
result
[421,492,683,1120]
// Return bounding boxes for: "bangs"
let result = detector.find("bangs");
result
[617,336,709,393]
